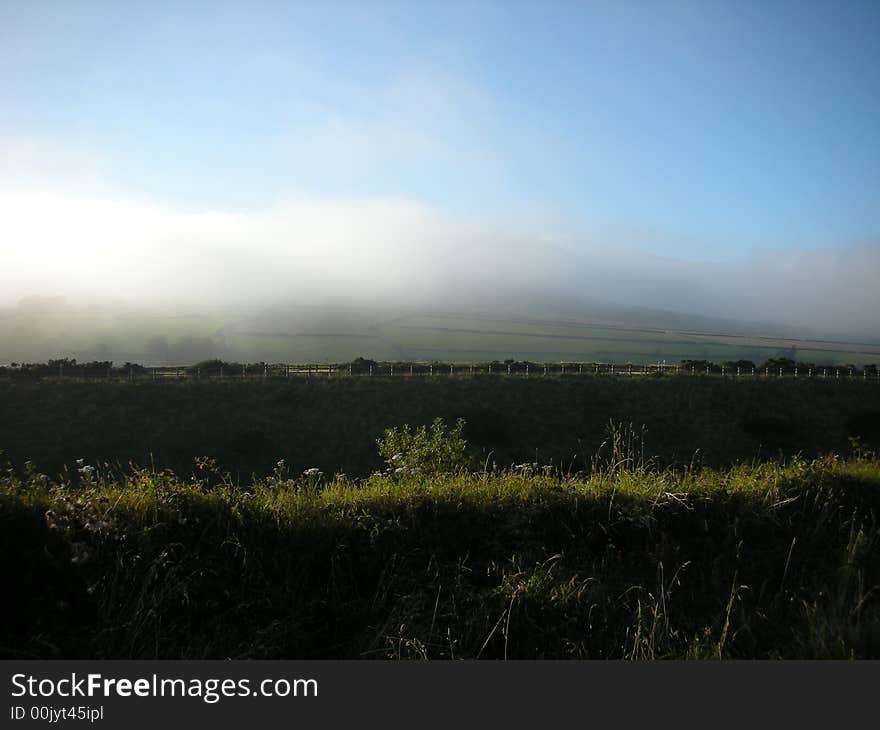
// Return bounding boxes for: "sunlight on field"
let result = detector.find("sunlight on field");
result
[1,304,879,366]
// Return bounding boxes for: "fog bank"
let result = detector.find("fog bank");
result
[1,188,877,339]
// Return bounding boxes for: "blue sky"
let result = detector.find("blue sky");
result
[2,0,879,264]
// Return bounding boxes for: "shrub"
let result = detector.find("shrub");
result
[187,359,241,375]
[377,417,470,476]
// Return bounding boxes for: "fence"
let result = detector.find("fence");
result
[2,362,879,382]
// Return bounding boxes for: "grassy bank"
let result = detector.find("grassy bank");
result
[2,454,879,659]
[2,376,880,479]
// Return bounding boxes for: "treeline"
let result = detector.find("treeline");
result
[0,359,147,378]
[0,358,268,378]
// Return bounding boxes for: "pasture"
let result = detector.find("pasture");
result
[3,303,880,366]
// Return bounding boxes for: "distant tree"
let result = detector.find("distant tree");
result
[187,359,241,375]
[680,359,721,373]
[723,359,756,371]
[349,357,378,374]
[760,357,796,371]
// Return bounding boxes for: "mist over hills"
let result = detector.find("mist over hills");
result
[2,285,878,368]
[2,189,878,365]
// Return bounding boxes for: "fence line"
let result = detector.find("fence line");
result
[3,362,879,383]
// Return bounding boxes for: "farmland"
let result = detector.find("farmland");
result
[4,300,880,366]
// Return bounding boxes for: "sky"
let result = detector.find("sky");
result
[1,0,879,334]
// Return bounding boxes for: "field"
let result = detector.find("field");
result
[4,301,880,366]
[2,376,880,480]
[365,313,880,366]
[2,374,880,659]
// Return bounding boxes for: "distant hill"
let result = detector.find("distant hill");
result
[1,295,878,366]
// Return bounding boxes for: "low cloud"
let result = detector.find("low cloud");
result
[1,186,877,339]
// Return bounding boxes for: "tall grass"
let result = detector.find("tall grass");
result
[2,439,879,659]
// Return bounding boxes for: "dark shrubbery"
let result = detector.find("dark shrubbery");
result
[681,359,721,373]
[723,359,756,371]
[187,359,242,375]
[847,410,880,440]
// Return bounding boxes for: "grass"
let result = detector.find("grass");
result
[4,305,880,365]
[238,318,880,364]
[1,376,879,481]
[2,447,879,659]
[0,312,222,363]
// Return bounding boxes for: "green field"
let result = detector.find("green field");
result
[3,303,879,366]
[0,310,222,363]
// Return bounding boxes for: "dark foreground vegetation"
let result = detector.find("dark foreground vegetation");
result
[3,368,879,659]
[2,436,879,658]
[2,375,880,479]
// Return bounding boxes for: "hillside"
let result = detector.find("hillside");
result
[3,298,879,366]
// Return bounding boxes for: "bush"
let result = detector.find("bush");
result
[186,359,241,375]
[377,417,470,476]
[349,357,378,374]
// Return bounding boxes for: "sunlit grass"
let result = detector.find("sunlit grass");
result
[2,449,879,659]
